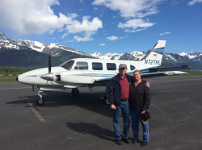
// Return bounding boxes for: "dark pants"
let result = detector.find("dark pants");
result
[131,109,149,142]
[113,100,130,140]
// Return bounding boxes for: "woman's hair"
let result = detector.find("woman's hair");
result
[133,70,141,75]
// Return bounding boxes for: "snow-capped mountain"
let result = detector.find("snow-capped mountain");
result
[0,31,90,57]
[1,31,201,69]
[91,51,202,62]
[90,51,146,60]
[91,52,122,60]
[179,52,202,60]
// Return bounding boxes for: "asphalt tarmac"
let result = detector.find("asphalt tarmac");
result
[0,75,202,150]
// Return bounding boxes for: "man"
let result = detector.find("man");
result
[108,64,150,145]
[108,64,132,145]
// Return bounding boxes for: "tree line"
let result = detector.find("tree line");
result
[0,66,37,73]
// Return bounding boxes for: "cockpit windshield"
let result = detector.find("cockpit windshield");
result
[60,60,74,70]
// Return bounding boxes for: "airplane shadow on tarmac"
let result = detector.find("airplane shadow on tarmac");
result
[66,122,115,142]
[6,90,114,118]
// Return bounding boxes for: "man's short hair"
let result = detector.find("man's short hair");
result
[119,64,127,69]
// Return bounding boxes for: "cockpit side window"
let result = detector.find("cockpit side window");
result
[74,61,88,70]
[130,65,136,71]
[61,60,74,70]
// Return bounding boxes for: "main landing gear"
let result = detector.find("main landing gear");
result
[71,88,79,97]
[36,91,45,105]
[103,84,110,106]
[103,95,110,106]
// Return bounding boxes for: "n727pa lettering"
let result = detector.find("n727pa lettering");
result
[16,40,190,105]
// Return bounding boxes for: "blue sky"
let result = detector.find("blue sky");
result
[0,0,201,55]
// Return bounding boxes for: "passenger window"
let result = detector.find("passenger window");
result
[107,63,116,70]
[130,65,135,70]
[61,60,74,70]
[74,62,88,70]
[92,62,103,70]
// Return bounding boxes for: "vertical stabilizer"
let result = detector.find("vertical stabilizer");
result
[141,40,166,67]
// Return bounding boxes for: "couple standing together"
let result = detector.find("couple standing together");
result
[108,64,151,147]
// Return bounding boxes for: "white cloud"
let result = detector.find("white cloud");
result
[58,28,64,32]
[0,0,102,41]
[188,0,202,5]
[171,0,179,6]
[106,36,118,40]
[74,32,94,42]
[61,33,68,39]
[66,17,102,34]
[49,29,55,35]
[124,28,147,33]
[92,0,163,18]
[66,17,102,41]
[118,18,154,32]
[99,43,106,46]
[160,31,170,36]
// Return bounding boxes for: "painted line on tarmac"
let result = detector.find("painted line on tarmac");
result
[25,97,44,122]
[0,87,30,90]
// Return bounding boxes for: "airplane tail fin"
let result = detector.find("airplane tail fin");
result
[141,40,166,67]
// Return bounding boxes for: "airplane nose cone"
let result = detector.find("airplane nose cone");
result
[16,77,18,82]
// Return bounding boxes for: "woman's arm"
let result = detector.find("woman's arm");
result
[142,86,151,110]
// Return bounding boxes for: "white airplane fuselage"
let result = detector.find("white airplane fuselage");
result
[17,58,160,87]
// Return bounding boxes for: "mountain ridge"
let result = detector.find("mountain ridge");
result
[0,31,201,70]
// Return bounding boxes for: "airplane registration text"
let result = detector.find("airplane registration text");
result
[145,60,160,65]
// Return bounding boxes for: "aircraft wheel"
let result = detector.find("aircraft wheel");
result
[103,95,110,106]
[71,88,79,97]
[36,97,45,105]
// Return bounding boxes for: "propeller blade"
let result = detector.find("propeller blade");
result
[32,85,34,93]
[48,52,51,73]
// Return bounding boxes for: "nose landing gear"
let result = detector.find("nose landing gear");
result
[36,91,45,105]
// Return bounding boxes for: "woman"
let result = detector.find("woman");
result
[129,70,151,147]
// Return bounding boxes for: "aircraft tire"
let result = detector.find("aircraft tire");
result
[71,88,79,97]
[36,98,45,105]
[103,95,110,106]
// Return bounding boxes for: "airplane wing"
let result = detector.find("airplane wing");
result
[93,70,188,84]
[141,71,187,78]
[148,65,191,72]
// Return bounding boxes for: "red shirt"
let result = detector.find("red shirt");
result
[120,76,129,99]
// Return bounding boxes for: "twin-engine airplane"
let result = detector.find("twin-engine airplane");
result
[16,40,190,105]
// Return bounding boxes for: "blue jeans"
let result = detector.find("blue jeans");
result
[113,100,130,140]
[131,109,149,142]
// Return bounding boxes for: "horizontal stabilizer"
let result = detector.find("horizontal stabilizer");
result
[149,65,191,72]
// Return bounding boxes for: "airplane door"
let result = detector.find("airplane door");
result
[73,61,92,84]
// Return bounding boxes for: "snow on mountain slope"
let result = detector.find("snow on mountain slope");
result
[0,31,90,57]
[90,52,122,60]
[179,52,187,56]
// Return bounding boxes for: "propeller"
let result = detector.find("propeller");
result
[48,52,51,73]
[40,52,56,92]
[40,52,53,81]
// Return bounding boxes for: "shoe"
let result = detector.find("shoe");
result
[132,139,138,144]
[141,142,148,147]
[122,138,131,144]
[115,139,123,145]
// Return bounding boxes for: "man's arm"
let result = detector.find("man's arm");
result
[108,79,116,109]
